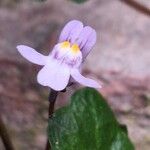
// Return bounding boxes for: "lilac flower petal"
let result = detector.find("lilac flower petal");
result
[58,20,83,43]
[71,69,101,88]
[17,45,47,65]
[80,28,97,60]
[75,26,93,49]
[37,58,70,91]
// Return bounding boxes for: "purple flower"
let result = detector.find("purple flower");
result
[17,20,101,91]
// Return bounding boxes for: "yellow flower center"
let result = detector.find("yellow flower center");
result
[61,41,70,49]
[71,44,80,53]
[60,41,80,54]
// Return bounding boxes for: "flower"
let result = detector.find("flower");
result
[17,20,101,91]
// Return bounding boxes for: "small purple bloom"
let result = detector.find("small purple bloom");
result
[17,20,101,91]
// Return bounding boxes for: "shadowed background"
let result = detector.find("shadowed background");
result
[0,0,150,149]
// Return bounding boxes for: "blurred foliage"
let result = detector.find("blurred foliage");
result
[48,88,134,150]
[70,0,88,4]
[0,0,20,7]
[34,0,47,2]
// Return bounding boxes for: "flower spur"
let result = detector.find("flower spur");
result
[17,20,101,91]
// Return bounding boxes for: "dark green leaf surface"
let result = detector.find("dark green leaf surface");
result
[48,88,134,150]
[70,0,88,4]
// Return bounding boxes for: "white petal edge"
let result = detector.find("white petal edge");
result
[37,58,71,91]
[17,45,47,65]
[71,69,101,88]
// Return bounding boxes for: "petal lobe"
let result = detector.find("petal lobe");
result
[17,45,47,65]
[71,69,101,88]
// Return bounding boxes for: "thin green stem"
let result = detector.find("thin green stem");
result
[45,90,58,150]
[0,114,15,150]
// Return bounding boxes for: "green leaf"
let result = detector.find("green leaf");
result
[34,0,46,2]
[48,88,134,150]
[70,0,88,4]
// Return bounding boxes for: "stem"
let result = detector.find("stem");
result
[48,90,58,118]
[0,114,15,150]
[45,90,58,150]
[120,0,150,16]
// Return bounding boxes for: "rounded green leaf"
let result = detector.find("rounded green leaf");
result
[48,88,134,150]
